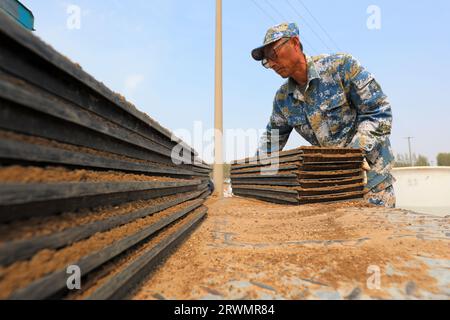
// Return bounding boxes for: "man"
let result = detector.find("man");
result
[252,22,395,208]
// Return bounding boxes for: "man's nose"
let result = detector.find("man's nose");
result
[266,59,277,69]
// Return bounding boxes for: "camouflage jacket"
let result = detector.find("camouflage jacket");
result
[257,53,395,192]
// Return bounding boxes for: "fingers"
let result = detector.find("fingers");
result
[362,158,369,186]
[363,170,368,186]
[362,158,371,171]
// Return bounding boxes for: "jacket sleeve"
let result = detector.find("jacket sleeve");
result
[342,55,393,164]
[257,95,293,156]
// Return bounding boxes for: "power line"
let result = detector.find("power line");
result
[294,34,319,56]
[263,0,321,55]
[264,0,288,22]
[249,0,319,55]
[285,0,334,52]
[296,0,343,52]
[250,0,277,24]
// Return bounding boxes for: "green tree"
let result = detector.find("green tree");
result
[394,161,410,168]
[437,153,450,166]
[414,155,430,167]
[394,153,415,167]
[394,153,431,167]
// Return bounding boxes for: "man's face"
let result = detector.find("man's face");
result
[263,37,302,78]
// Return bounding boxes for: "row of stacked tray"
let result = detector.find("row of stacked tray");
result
[231,147,366,205]
[0,11,211,300]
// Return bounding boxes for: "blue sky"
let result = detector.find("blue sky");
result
[21,0,450,163]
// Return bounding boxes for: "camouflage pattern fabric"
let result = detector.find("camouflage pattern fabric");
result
[258,53,395,198]
[364,185,396,208]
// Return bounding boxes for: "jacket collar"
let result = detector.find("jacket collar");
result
[287,55,320,101]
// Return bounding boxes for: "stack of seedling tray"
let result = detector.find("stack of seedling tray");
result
[231,147,365,205]
[0,11,211,300]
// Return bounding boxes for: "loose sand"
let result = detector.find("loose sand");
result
[132,196,450,300]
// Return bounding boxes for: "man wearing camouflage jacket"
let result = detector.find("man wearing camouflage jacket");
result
[252,23,395,207]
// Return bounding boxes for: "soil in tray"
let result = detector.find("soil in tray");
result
[0,191,202,243]
[232,184,297,191]
[297,182,365,192]
[301,153,363,158]
[231,173,298,180]
[0,165,188,183]
[230,163,300,174]
[66,207,206,300]
[232,183,365,194]
[233,150,363,165]
[298,190,365,201]
[299,146,362,152]
[0,129,184,170]
[298,169,362,176]
[0,199,201,299]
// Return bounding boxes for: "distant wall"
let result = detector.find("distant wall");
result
[392,167,450,216]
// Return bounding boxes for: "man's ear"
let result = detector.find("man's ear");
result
[292,37,303,52]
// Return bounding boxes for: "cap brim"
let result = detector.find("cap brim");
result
[251,38,283,61]
[251,45,265,61]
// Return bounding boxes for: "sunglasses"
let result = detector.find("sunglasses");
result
[262,38,291,69]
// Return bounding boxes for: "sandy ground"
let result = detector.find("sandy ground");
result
[132,196,450,300]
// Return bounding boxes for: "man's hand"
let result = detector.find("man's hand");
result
[362,158,371,185]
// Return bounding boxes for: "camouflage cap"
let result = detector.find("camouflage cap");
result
[251,22,300,61]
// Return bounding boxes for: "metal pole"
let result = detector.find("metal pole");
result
[405,137,414,166]
[213,0,223,198]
